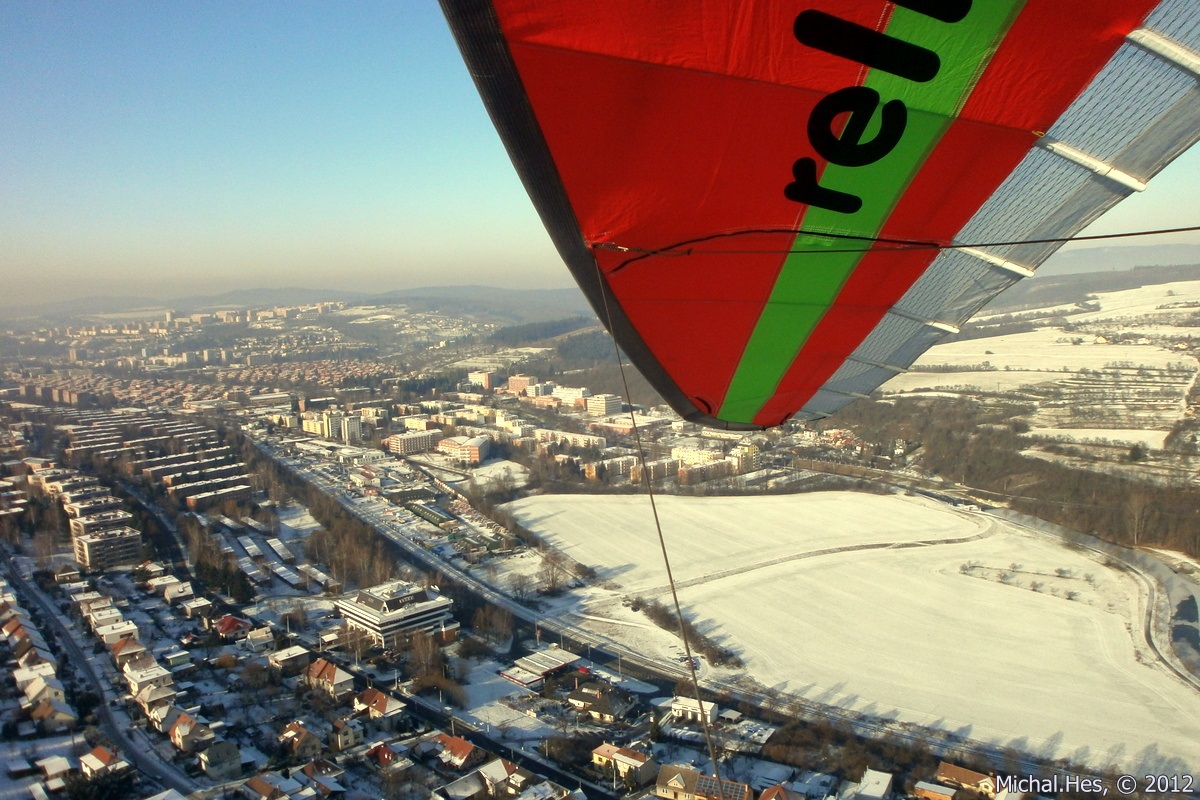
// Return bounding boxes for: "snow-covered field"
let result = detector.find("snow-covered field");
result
[884,369,1064,394]
[884,327,1187,391]
[1069,280,1200,324]
[504,492,1200,772]
[470,460,531,492]
[879,278,1200,449]
[883,278,1199,401]
[511,493,982,595]
[1025,427,1170,449]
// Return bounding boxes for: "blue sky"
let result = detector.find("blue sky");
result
[0,2,564,305]
[1,3,1197,307]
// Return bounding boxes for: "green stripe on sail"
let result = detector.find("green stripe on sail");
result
[718,0,1026,424]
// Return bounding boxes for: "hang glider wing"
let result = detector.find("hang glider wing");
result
[442,0,1200,429]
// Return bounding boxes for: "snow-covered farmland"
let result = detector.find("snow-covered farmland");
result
[884,277,1200,401]
[1025,427,1170,449]
[504,492,1200,772]
[511,492,982,595]
[884,327,1188,392]
[880,287,1199,442]
[1069,279,1200,324]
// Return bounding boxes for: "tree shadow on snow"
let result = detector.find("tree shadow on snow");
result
[814,681,847,705]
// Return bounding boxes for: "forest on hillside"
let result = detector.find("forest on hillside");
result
[830,397,1200,558]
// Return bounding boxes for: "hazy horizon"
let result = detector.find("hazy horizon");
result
[3,4,1198,309]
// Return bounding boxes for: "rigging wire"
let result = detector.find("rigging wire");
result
[592,262,730,788]
[593,223,1200,272]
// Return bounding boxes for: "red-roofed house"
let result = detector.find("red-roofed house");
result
[214,614,254,640]
[302,658,354,700]
[913,782,956,800]
[365,741,414,775]
[759,787,803,800]
[434,733,486,773]
[30,699,77,733]
[169,711,215,753]
[331,718,364,751]
[109,636,147,669]
[592,743,658,787]
[935,763,996,799]
[353,687,406,729]
[242,774,289,800]
[79,746,129,779]
[280,721,324,760]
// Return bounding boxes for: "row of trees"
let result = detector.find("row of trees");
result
[633,596,743,667]
[488,316,593,346]
[231,428,400,589]
[832,397,1200,558]
[178,514,256,602]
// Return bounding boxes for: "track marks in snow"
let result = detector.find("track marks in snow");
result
[640,520,999,598]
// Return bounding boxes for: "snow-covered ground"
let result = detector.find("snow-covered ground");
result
[884,369,1065,394]
[0,734,87,800]
[503,492,1200,772]
[1069,280,1200,324]
[878,278,1200,449]
[454,660,558,743]
[276,503,321,540]
[510,493,982,595]
[885,327,1187,390]
[884,278,1200,403]
[469,460,531,492]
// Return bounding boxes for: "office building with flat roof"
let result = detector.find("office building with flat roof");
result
[335,580,458,648]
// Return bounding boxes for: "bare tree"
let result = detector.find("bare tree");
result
[471,606,513,643]
[408,632,445,682]
[1126,491,1152,546]
[538,550,569,595]
[280,600,308,633]
[32,530,55,568]
[509,573,533,601]
[341,623,372,659]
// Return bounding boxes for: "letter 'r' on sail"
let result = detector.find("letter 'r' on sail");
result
[441,0,1200,429]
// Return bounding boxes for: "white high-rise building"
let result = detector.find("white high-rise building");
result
[339,415,362,444]
[387,429,444,455]
[585,394,622,415]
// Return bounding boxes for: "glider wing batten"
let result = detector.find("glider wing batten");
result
[752,0,1170,426]
[443,0,1200,429]
[790,1,1197,421]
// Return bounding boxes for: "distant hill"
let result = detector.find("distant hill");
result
[365,285,593,323]
[0,295,166,321]
[172,287,369,311]
[0,284,593,325]
[1037,242,1200,276]
[0,287,369,321]
[985,262,1200,312]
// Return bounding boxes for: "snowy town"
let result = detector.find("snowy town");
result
[0,399,1050,800]
[2,272,1200,799]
